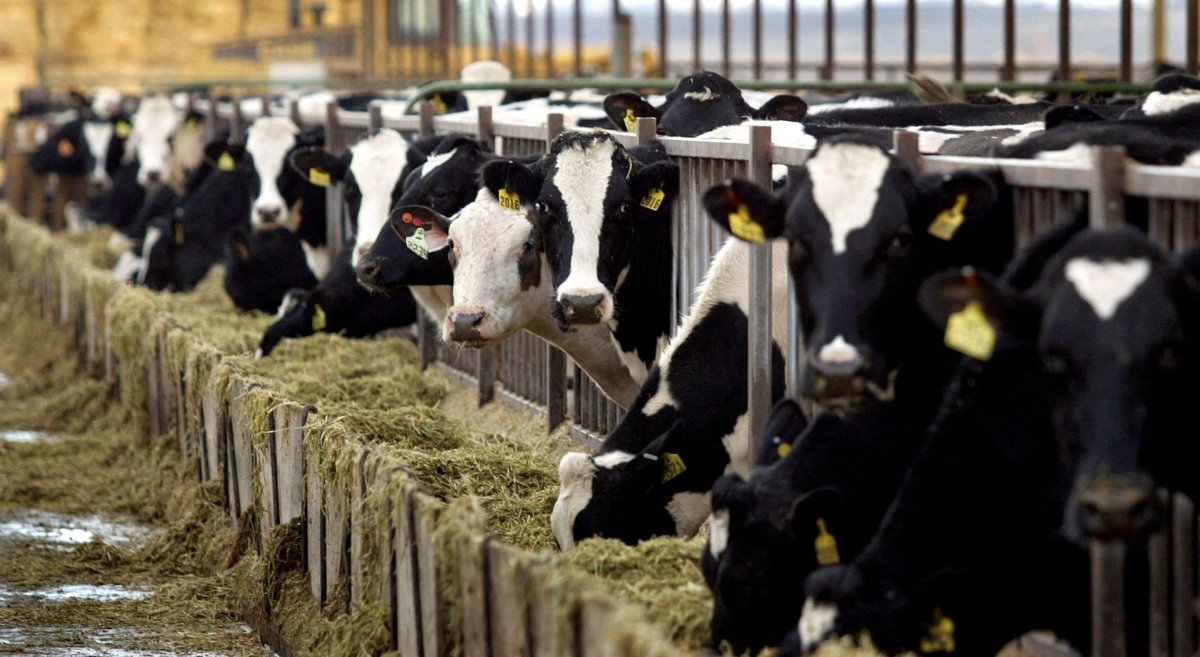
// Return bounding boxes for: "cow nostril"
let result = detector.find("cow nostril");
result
[357,259,381,281]
[258,208,281,224]
[450,312,486,339]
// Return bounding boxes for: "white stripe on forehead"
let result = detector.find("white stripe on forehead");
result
[553,138,617,295]
[1064,257,1152,321]
[1142,88,1200,116]
[805,143,892,254]
[82,122,114,177]
[349,129,410,256]
[246,117,300,217]
[420,147,457,178]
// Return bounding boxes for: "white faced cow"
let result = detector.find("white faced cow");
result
[127,95,181,188]
[480,131,680,383]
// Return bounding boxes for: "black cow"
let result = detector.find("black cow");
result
[604,71,809,137]
[997,103,1200,166]
[224,226,319,313]
[1119,73,1200,119]
[481,131,680,381]
[257,245,418,357]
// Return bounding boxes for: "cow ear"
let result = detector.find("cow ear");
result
[788,488,844,564]
[629,161,680,217]
[710,474,754,527]
[704,178,786,243]
[289,147,344,186]
[389,206,451,252]
[918,267,1040,354]
[754,95,809,122]
[604,92,660,132]
[480,159,542,210]
[203,140,246,171]
[755,399,810,467]
[636,421,689,486]
[912,170,1004,245]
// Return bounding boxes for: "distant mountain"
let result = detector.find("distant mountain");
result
[513,1,1188,82]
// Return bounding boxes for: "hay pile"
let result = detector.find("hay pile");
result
[0,206,716,656]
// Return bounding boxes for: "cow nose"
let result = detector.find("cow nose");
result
[145,169,162,184]
[808,336,868,400]
[448,310,486,341]
[355,256,382,286]
[559,294,606,324]
[1078,479,1162,541]
[257,207,281,224]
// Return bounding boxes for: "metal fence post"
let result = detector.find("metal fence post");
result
[368,103,383,131]
[1089,146,1126,229]
[636,116,657,145]
[231,97,245,142]
[1092,541,1128,657]
[289,98,301,128]
[205,88,219,142]
[324,101,347,258]
[418,101,435,138]
[893,130,922,173]
[478,106,495,151]
[260,96,271,118]
[746,124,774,465]
[546,113,567,432]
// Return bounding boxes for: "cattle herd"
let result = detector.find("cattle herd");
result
[7,65,1200,656]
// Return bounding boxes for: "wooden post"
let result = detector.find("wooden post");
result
[1171,494,1196,657]
[1089,146,1126,229]
[414,492,444,657]
[746,124,773,463]
[419,101,435,138]
[349,448,370,605]
[305,424,326,602]
[893,130,922,173]
[1091,541,1127,657]
[368,103,383,131]
[393,480,421,655]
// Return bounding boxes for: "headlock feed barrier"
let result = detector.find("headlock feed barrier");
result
[5,90,1200,656]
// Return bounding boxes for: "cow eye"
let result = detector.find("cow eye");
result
[619,200,634,215]
[522,239,535,253]
[1043,352,1072,378]
[535,201,549,215]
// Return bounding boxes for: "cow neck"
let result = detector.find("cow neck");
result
[609,206,674,367]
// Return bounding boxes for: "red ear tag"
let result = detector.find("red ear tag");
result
[412,218,423,227]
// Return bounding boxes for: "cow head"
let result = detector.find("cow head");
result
[129,96,181,187]
[224,225,319,314]
[482,131,679,327]
[257,287,329,358]
[82,120,117,193]
[137,214,184,291]
[244,117,305,227]
[704,138,1013,408]
[437,189,542,345]
[551,421,690,551]
[604,71,808,137]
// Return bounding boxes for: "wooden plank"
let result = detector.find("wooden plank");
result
[146,336,161,439]
[229,382,255,519]
[323,435,350,611]
[257,404,279,547]
[460,534,491,657]
[575,594,614,657]
[274,404,309,524]
[1149,491,1170,657]
[349,447,371,606]
[1091,541,1128,657]
[394,481,421,657]
[527,561,571,657]
[305,425,325,603]
[414,492,443,657]
[487,541,529,656]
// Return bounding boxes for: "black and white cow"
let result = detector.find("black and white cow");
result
[256,245,418,358]
[241,116,329,277]
[224,225,319,313]
[704,210,1090,655]
[551,237,792,549]
[136,144,253,291]
[997,102,1200,166]
[402,191,642,406]
[796,227,1200,656]
[603,71,809,137]
[705,137,1016,409]
[481,131,680,381]
[1119,73,1200,119]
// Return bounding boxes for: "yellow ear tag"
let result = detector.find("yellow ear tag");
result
[928,194,969,241]
[814,518,841,566]
[944,300,995,361]
[640,188,665,212]
[623,108,638,132]
[309,167,331,188]
[431,94,448,115]
[311,304,327,331]
[115,121,131,138]
[776,441,791,458]
[659,452,687,483]
[728,204,766,244]
[919,609,956,654]
[217,152,235,172]
[498,187,521,211]
[406,227,429,260]
[184,118,199,131]
[173,222,185,246]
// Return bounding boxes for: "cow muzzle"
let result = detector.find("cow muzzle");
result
[1076,475,1162,541]
[355,255,386,291]
[447,307,488,343]
[256,207,282,225]
[558,293,607,325]
[806,337,869,405]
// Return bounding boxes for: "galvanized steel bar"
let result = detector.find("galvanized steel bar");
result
[746,124,774,464]
[893,131,921,172]
[1120,0,1133,82]
[789,0,799,80]
[823,0,835,80]
[906,0,917,75]
[289,99,301,128]
[1091,541,1128,657]
[546,0,556,79]
[368,103,383,131]
[507,0,518,70]
[419,102,435,138]
[574,0,583,77]
[694,0,703,73]
[864,0,875,81]
[525,0,535,77]
[722,0,731,77]
[478,106,495,151]
[660,0,669,77]
[1004,0,1016,81]
[754,0,763,79]
[953,0,965,82]
[1191,0,1199,76]
[231,98,245,142]
[1059,0,1072,92]
[1172,494,1196,657]
[260,96,271,118]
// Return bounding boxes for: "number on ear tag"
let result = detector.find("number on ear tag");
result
[928,194,969,241]
[217,152,235,171]
[776,441,791,458]
[173,222,185,246]
[814,518,840,566]
[309,167,331,188]
[728,204,766,244]
[659,452,687,483]
[624,108,638,132]
[115,121,131,138]
[406,227,429,260]
[640,188,665,211]
[311,304,327,331]
[920,609,956,654]
[498,187,521,211]
[944,300,995,361]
